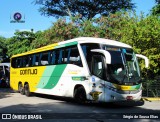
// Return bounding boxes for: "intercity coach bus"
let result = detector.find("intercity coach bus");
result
[10,37,149,103]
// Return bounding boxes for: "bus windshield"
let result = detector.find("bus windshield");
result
[103,46,141,84]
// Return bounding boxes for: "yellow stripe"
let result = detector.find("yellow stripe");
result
[11,43,58,58]
[143,97,160,101]
[113,84,131,90]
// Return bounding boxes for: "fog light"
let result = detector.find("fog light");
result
[126,96,133,100]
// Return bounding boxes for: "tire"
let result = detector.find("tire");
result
[74,86,86,104]
[24,84,31,97]
[18,83,25,95]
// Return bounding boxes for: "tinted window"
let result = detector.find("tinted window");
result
[11,45,82,68]
[92,55,104,79]
[81,43,100,70]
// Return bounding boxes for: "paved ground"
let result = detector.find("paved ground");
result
[0,88,160,122]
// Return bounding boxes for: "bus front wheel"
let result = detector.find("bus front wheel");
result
[74,86,86,104]
[24,84,31,97]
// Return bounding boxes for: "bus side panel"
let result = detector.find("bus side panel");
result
[34,64,89,97]
[10,66,46,91]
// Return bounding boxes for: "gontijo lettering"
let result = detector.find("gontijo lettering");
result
[20,69,37,75]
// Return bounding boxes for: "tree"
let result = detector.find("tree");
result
[6,30,36,56]
[34,0,135,20]
[31,19,80,49]
[14,30,36,43]
[0,36,9,62]
[0,36,6,56]
[151,0,160,16]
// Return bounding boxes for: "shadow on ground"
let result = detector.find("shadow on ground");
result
[0,88,160,121]
[0,88,15,99]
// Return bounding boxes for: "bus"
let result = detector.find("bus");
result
[10,37,149,103]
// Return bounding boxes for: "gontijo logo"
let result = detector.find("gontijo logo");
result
[13,12,22,21]
[10,12,25,23]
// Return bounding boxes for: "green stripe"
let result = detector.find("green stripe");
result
[55,41,77,49]
[43,64,67,89]
[130,84,141,90]
[37,66,56,88]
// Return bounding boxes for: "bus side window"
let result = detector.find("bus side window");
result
[48,51,51,64]
[92,55,104,79]
[28,55,33,67]
[22,56,28,67]
[68,46,82,67]
[15,58,18,68]
[51,51,56,65]
[51,50,59,65]
[58,49,65,64]
[25,56,29,67]
[40,52,49,65]
[17,58,22,68]
[81,44,100,70]
[63,48,71,64]
[31,54,39,66]
[11,58,17,68]
[56,50,59,64]
[32,55,36,66]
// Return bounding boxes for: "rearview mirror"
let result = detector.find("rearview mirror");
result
[91,49,111,64]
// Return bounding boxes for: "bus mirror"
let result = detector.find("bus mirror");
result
[136,54,149,68]
[91,49,111,64]
[104,51,111,64]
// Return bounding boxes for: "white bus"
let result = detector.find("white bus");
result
[10,37,149,103]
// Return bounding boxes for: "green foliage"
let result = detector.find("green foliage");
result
[34,0,135,20]
[0,36,8,62]
[31,19,80,49]
[0,36,6,55]
[151,4,160,16]
[7,30,35,56]
[151,0,160,16]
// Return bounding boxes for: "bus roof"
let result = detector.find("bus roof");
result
[11,37,132,58]
[60,37,132,48]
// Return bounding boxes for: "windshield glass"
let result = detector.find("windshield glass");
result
[103,46,141,84]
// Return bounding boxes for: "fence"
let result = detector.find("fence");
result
[142,78,160,97]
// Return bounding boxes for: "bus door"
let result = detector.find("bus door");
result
[90,54,105,102]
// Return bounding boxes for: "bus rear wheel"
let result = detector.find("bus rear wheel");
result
[24,84,31,97]
[74,86,86,104]
[18,83,24,95]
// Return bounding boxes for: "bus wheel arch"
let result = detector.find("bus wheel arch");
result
[24,82,31,97]
[74,85,87,103]
[18,82,24,95]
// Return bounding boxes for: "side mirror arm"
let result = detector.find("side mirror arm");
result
[91,49,111,64]
[136,54,149,68]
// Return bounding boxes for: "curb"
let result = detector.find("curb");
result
[142,97,160,101]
